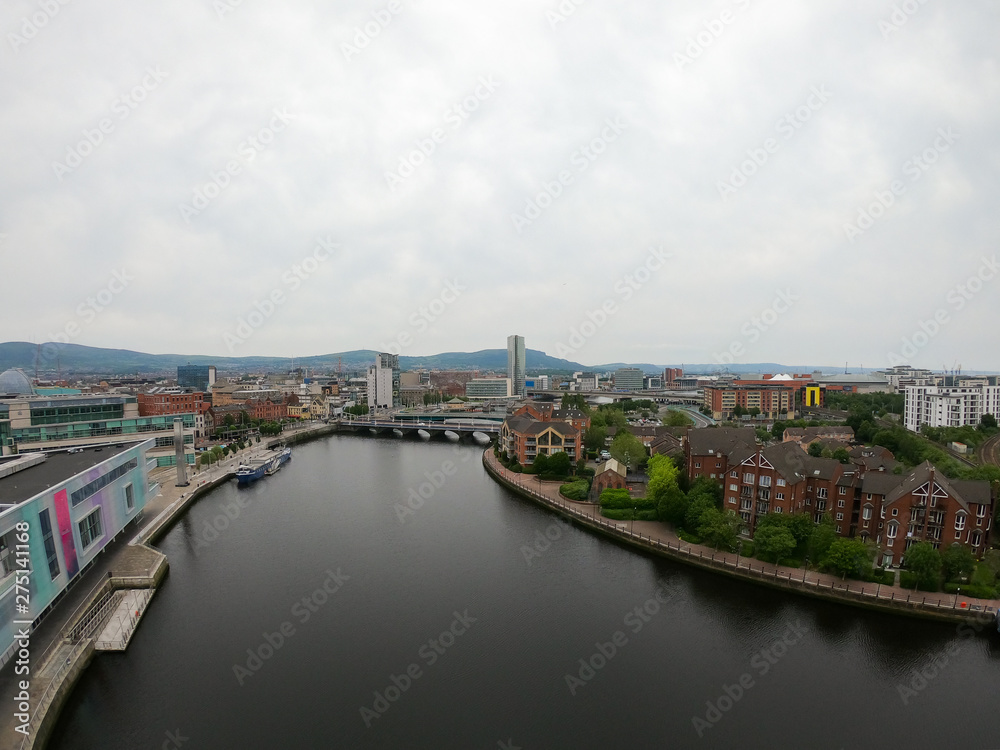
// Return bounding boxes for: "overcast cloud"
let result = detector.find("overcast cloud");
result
[2,0,998,370]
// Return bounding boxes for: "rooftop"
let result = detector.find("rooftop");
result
[0,442,145,508]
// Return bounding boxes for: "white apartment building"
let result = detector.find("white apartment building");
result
[905,383,1000,432]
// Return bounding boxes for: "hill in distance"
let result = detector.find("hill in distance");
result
[0,341,843,377]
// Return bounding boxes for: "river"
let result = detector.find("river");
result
[49,436,1000,749]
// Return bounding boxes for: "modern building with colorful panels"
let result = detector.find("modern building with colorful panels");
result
[0,440,157,667]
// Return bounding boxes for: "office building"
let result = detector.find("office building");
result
[367,353,401,409]
[465,378,513,401]
[177,365,216,392]
[507,335,526,398]
[614,368,644,391]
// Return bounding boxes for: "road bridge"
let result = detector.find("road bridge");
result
[337,418,498,443]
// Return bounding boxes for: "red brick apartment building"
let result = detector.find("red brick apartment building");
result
[702,385,795,420]
[137,391,209,417]
[684,428,993,564]
[499,403,583,466]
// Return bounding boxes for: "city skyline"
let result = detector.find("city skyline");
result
[1,3,998,370]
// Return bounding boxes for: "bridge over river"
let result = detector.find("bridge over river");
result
[336,417,499,443]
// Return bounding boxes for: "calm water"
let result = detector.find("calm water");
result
[49,436,1000,749]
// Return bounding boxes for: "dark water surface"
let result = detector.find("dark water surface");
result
[49,436,1000,749]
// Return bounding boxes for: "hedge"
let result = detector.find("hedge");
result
[899,571,940,592]
[943,582,998,599]
[560,480,591,501]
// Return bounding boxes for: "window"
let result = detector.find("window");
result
[887,523,897,539]
[758,476,771,487]
[39,509,60,580]
[862,506,872,520]
[892,508,898,517]
[70,458,138,506]
[955,514,966,532]
[836,513,843,521]
[838,499,845,508]
[817,488,828,499]
[776,492,784,500]
[743,473,754,483]
[694,462,701,469]
[977,505,986,518]
[836,525,842,533]
[775,506,783,513]
[78,509,103,549]
[124,483,134,512]
[777,478,786,487]
[729,484,738,492]
[838,486,846,495]
[728,497,737,504]
[0,531,15,577]
[730,470,737,478]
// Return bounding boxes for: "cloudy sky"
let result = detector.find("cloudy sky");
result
[2,0,998,370]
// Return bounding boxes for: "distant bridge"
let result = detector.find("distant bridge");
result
[336,418,499,442]
[528,389,703,405]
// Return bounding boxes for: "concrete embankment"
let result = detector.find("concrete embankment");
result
[482,450,998,627]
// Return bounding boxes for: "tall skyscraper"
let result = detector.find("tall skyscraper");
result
[507,335,526,397]
[367,353,401,409]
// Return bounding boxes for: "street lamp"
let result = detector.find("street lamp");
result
[736,540,743,568]
[803,555,809,583]
[631,503,637,536]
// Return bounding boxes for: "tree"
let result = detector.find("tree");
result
[832,447,851,464]
[980,413,998,431]
[822,538,873,579]
[647,454,684,524]
[685,494,716,532]
[698,508,740,551]
[546,451,571,477]
[903,542,942,589]
[584,425,607,452]
[732,405,746,418]
[748,407,760,418]
[754,525,797,563]
[807,523,836,563]
[610,431,646,471]
[807,442,824,457]
[664,410,693,427]
[941,543,976,582]
[531,453,549,474]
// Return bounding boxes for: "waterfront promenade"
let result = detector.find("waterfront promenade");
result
[483,449,1000,624]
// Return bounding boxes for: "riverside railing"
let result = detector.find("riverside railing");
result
[485,452,997,618]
